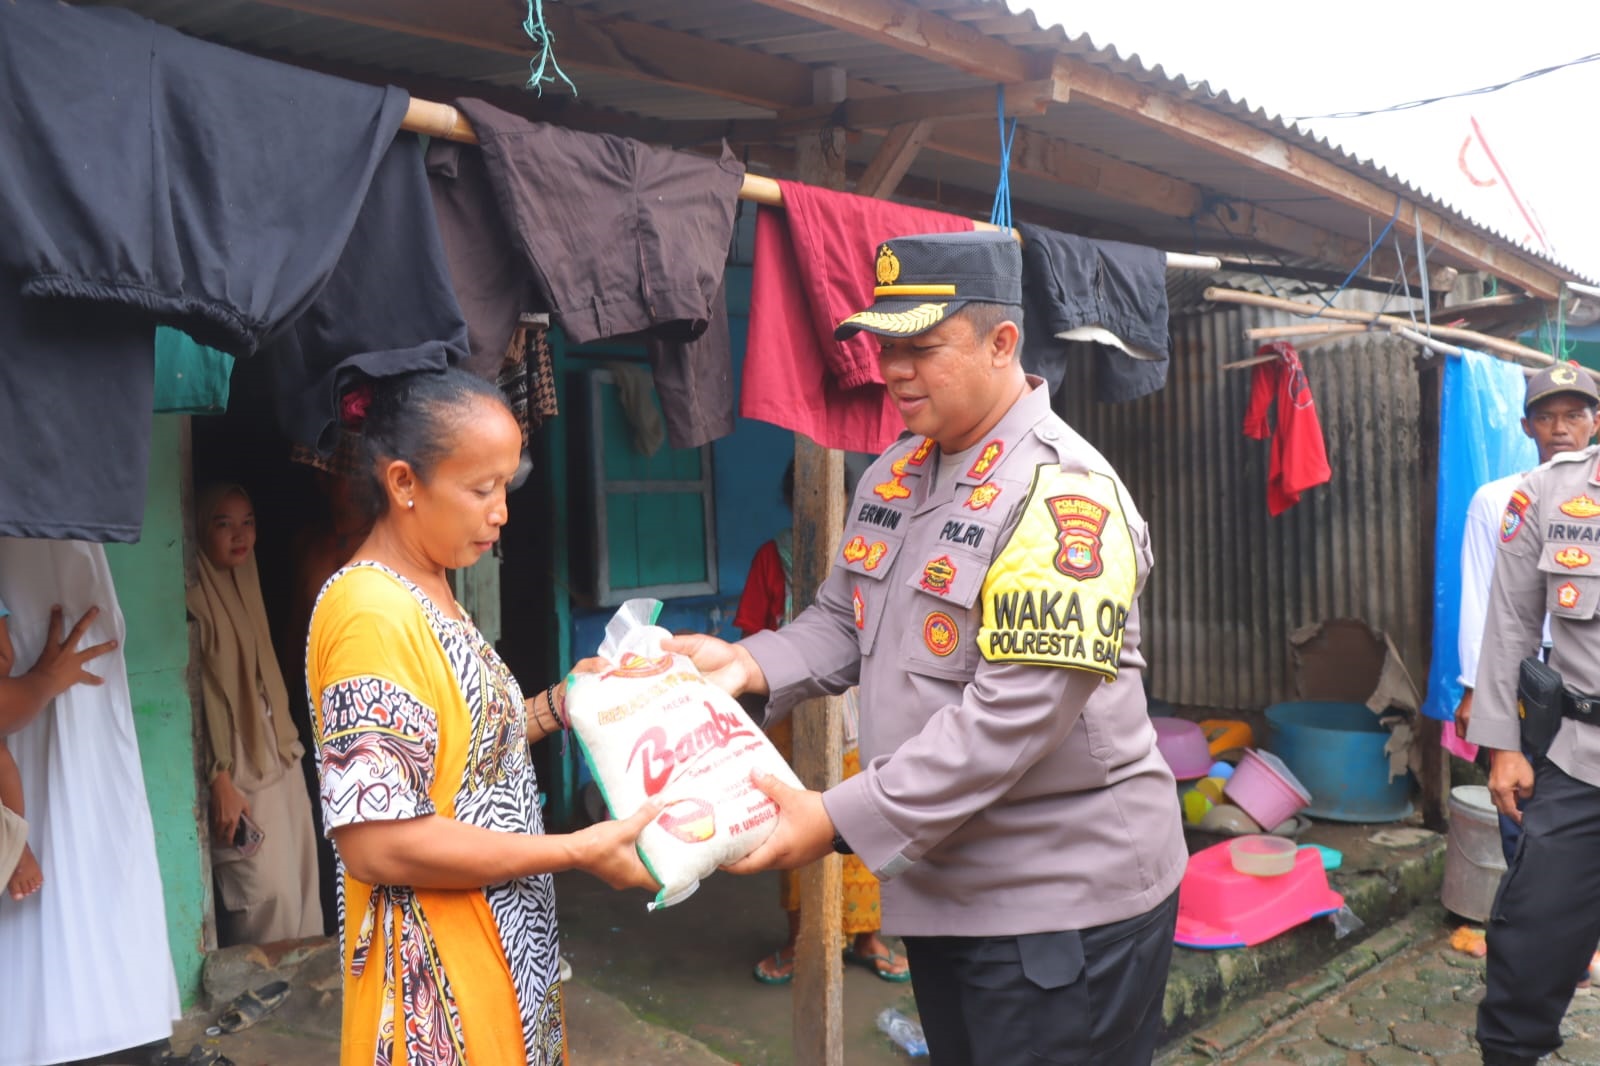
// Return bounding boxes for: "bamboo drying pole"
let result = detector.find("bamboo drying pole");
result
[1244,323,1369,341]
[400,97,1221,272]
[1204,286,1555,367]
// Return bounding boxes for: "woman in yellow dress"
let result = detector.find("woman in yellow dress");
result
[307,368,658,1066]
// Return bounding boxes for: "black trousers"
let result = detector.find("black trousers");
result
[1480,760,1600,1065]
[902,891,1178,1066]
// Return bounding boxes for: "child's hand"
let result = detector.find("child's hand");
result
[26,607,117,698]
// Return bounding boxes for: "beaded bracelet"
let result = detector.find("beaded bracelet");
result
[545,682,569,730]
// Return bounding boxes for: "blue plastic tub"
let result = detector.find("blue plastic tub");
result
[1266,701,1413,823]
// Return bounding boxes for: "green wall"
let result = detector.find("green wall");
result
[105,415,207,1005]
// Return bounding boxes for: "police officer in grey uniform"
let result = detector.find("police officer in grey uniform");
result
[1468,362,1600,1065]
[670,231,1187,1064]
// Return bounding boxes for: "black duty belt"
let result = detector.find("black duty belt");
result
[1565,689,1600,724]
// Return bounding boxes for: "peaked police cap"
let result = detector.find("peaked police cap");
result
[834,230,1023,340]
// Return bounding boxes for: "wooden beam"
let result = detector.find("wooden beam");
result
[229,42,778,147]
[748,0,1569,297]
[930,119,1197,219]
[1044,53,1567,298]
[741,145,1149,242]
[254,0,817,108]
[748,0,1031,83]
[252,0,1473,287]
[777,78,1057,133]
[855,120,933,198]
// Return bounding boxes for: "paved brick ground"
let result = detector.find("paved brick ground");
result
[1162,909,1600,1065]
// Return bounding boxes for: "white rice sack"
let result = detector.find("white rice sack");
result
[566,600,803,909]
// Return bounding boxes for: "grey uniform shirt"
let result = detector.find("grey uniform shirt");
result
[1469,443,1600,787]
[743,380,1187,937]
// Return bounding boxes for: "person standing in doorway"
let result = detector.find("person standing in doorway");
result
[670,231,1186,1064]
[1469,363,1600,1065]
[189,483,324,945]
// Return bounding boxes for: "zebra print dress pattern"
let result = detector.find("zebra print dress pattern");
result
[314,562,563,1065]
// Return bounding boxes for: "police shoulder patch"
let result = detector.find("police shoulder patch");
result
[978,464,1138,680]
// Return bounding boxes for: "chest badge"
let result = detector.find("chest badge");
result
[1047,494,1109,580]
[1562,495,1600,519]
[853,586,866,630]
[920,555,957,595]
[842,536,869,564]
[874,456,912,502]
[1560,582,1582,610]
[863,541,888,571]
[966,441,1004,480]
[965,483,1003,511]
[923,612,958,657]
[1555,546,1593,569]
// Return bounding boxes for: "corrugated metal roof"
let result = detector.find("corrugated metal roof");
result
[70,0,1591,287]
[985,0,1589,282]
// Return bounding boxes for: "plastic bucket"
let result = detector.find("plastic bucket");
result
[1266,701,1413,822]
[1154,718,1213,780]
[1443,785,1507,922]
[1223,750,1311,830]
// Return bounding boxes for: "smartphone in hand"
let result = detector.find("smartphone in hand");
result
[233,811,266,858]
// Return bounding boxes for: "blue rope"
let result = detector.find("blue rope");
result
[988,85,1018,231]
[1314,196,1402,317]
[523,0,578,97]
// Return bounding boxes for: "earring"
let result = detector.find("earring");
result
[407,499,415,510]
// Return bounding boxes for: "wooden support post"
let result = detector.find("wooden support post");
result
[856,119,934,199]
[1417,363,1449,831]
[791,66,848,1066]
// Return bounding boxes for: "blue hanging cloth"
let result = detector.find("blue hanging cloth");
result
[1420,348,1539,722]
[988,84,1018,232]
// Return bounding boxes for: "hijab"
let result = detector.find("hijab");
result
[185,484,300,781]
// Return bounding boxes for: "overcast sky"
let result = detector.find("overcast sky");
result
[1020,0,1600,280]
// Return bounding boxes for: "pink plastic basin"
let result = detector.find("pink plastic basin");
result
[1175,840,1344,949]
[1153,718,1212,781]
[1223,749,1311,830]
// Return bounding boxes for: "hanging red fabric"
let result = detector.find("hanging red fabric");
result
[1241,341,1332,516]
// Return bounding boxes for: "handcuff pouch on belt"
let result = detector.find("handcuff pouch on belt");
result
[1518,656,1564,758]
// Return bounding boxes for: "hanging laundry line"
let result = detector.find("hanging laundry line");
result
[1205,286,1554,368]
[399,96,1221,274]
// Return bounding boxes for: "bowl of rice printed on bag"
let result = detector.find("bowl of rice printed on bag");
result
[566,600,803,909]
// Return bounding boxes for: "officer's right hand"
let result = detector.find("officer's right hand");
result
[1488,748,1536,823]
[662,634,768,697]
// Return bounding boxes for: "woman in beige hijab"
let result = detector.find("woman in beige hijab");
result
[188,483,322,945]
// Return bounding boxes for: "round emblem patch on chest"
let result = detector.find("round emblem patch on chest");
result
[923,612,959,657]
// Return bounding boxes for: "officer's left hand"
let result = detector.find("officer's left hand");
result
[721,771,835,874]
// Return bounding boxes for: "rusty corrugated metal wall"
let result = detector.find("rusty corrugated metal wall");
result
[1055,307,1427,712]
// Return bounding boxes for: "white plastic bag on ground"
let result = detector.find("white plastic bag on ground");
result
[566,600,803,909]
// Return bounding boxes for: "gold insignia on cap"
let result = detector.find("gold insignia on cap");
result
[1552,365,1580,386]
[841,302,948,335]
[876,245,901,285]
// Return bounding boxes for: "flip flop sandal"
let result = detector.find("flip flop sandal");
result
[843,945,912,983]
[751,949,796,985]
[217,979,291,1034]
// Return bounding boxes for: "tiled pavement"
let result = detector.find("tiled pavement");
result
[1161,907,1600,1065]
